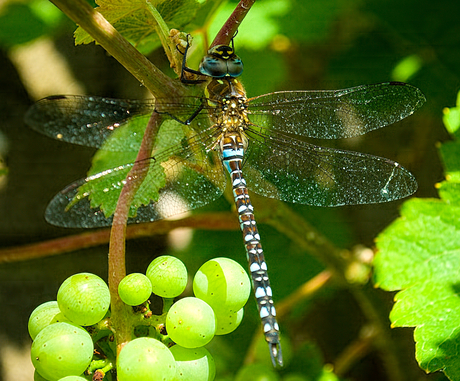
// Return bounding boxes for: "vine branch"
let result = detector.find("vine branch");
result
[49,0,186,99]
[108,111,161,354]
[211,0,256,47]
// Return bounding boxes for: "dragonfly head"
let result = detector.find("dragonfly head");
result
[199,45,244,79]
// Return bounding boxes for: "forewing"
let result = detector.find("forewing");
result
[25,95,208,150]
[247,82,426,139]
[25,95,157,149]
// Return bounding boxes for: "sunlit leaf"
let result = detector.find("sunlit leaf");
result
[374,92,460,380]
[443,91,460,135]
[74,0,204,54]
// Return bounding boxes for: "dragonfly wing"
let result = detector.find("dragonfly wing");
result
[244,129,417,207]
[45,124,227,228]
[25,95,156,149]
[24,95,207,150]
[247,82,425,139]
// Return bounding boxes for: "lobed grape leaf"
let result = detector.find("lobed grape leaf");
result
[74,0,207,54]
[373,92,460,380]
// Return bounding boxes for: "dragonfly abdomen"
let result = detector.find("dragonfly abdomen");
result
[221,133,282,366]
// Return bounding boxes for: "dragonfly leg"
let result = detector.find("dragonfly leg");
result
[178,34,207,84]
[154,102,205,125]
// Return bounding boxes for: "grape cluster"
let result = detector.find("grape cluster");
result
[28,256,250,380]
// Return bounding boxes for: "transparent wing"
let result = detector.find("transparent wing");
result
[247,82,425,139]
[244,128,417,207]
[44,120,227,228]
[25,95,208,150]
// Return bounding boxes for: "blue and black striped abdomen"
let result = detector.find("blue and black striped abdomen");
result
[221,133,282,366]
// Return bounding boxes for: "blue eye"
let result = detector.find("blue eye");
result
[227,57,243,77]
[198,47,244,78]
[199,57,228,77]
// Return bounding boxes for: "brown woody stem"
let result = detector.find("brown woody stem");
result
[108,112,161,354]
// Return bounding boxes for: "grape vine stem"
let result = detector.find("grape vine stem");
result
[108,111,161,354]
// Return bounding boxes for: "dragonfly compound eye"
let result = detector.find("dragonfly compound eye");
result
[226,57,243,77]
[199,45,244,78]
[199,56,229,78]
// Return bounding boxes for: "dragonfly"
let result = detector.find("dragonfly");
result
[25,37,425,367]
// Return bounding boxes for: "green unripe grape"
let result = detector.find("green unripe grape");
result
[118,273,152,306]
[117,337,176,381]
[170,345,215,381]
[58,377,88,381]
[28,301,69,340]
[214,308,244,335]
[57,273,110,326]
[146,256,188,298]
[31,322,93,381]
[166,297,215,348]
[193,258,250,314]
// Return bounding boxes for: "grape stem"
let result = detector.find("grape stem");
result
[162,298,175,315]
[88,358,112,373]
[108,111,162,355]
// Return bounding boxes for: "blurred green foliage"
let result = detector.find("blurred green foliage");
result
[0,0,64,46]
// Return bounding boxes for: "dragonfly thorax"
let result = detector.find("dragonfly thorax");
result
[205,76,247,104]
[206,74,249,135]
[210,96,249,134]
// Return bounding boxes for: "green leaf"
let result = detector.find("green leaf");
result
[443,106,460,135]
[438,182,460,204]
[375,199,460,377]
[373,93,460,380]
[69,117,188,219]
[74,0,203,54]
[440,140,460,182]
[277,0,341,43]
